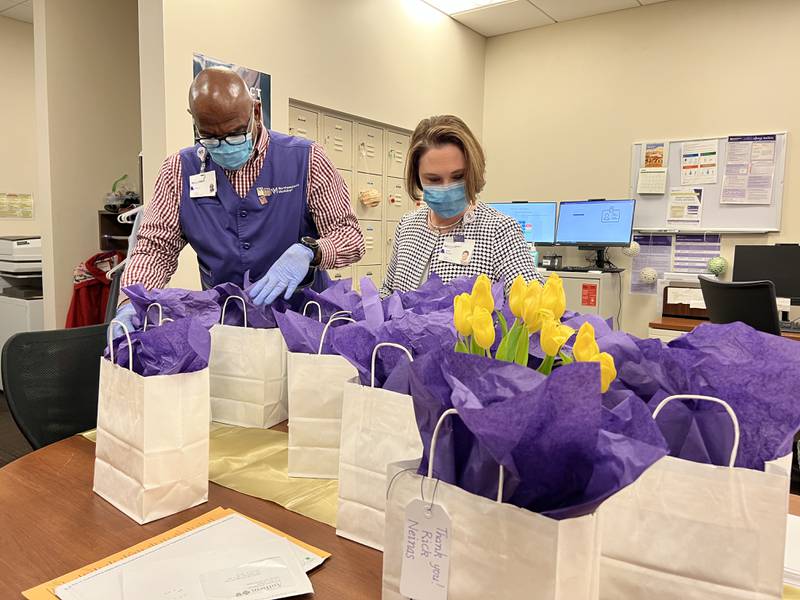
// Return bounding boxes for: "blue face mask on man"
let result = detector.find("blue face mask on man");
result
[422,180,468,219]
[207,134,254,170]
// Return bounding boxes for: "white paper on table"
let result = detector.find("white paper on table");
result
[777,297,791,312]
[54,514,314,600]
[681,139,718,185]
[666,287,705,306]
[637,167,668,194]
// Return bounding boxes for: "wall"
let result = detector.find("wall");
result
[35,0,141,327]
[0,16,38,237]
[139,0,486,289]
[483,0,800,336]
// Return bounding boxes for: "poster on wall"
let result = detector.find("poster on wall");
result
[192,53,271,129]
[0,193,33,219]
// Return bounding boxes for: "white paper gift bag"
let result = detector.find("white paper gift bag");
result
[383,409,601,600]
[93,319,210,525]
[288,314,358,479]
[337,342,423,550]
[209,295,288,428]
[600,394,790,600]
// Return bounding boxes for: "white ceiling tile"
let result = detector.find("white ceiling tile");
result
[0,0,21,12]
[530,0,639,22]
[453,0,554,36]
[1,1,32,23]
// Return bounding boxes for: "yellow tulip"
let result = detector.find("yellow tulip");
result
[598,352,617,393]
[540,317,575,357]
[453,293,474,337]
[573,322,600,362]
[471,274,494,313]
[540,274,566,320]
[522,283,544,332]
[508,275,527,319]
[471,306,495,350]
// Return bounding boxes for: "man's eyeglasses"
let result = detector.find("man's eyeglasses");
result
[194,111,254,149]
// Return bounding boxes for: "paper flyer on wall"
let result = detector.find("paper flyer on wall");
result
[0,193,34,219]
[720,134,776,205]
[637,141,669,194]
[672,234,721,274]
[681,139,718,185]
[666,187,703,225]
[630,234,673,295]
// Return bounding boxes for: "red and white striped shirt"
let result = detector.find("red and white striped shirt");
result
[121,125,364,291]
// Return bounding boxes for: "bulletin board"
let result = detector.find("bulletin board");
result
[630,132,786,233]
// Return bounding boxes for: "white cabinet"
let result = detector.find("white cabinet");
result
[354,172,383,220]
[354,265,381,291]
[386,177,412,221]
[323,116,352,170]
[288,106,318,141]
[327,266,353,283]
[359,220,383,266]
[0,296,44,391]
[386,131,410,178]
[385,220,399,262]
[356,123,383,175]
[647,327,683,343]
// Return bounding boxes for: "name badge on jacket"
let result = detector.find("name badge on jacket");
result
[438,237,475,265]
[189,171,217,198]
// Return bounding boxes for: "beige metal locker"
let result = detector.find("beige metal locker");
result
[387,177,413,221]
[354,265,381,291]
[356,123,383,175]
[354,172,383,220]
[326,266,353,283]
[288,106,318,141]
[323,115,353,170]
[386,131,410,179]
[385,220,399,277]
[359,220,383,266]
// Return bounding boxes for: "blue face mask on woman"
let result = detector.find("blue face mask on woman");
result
[207,134,254,171]
[422,181,468,219]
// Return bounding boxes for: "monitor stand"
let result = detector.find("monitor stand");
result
[592,248,608,269]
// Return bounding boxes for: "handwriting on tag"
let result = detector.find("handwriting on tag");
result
[189,170,217,198]
[399,499,451,600]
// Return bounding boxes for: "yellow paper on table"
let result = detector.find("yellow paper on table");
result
[23,507,330,600]
[83,423,340,527]
[786,584,800,599]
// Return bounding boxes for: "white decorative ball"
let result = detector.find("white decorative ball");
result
[622,240,641,257]
[707,255,728,276]
[639,266,658,283]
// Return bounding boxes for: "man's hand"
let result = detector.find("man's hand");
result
[248,243,314,306]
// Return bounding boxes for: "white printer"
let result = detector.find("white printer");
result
[0,236,43,299]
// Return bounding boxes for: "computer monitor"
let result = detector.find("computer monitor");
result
[488,201,557,245]
[555,199,636,247]
[733,245,800,300]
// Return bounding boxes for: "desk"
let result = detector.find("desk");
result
[649,316,800,342]
[0,436,381,599]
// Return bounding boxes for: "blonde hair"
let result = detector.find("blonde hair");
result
[406,115,486,205]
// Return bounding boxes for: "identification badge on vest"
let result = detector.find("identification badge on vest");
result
[189,171,217,198]
[438,237,475,265]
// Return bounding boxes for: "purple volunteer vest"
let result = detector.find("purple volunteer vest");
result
[178,130,323,289]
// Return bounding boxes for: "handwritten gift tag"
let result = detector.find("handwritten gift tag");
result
[399,499,451,600]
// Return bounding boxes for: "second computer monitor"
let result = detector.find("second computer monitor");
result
[555,199,636,247]
[488,201,557,245]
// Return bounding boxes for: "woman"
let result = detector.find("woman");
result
[381,115,543,297]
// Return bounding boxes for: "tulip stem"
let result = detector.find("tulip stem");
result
[496,311,508,338]
[537,354,556,375]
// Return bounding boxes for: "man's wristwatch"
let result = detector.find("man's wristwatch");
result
[300,236,322,267]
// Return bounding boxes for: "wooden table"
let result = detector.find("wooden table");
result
[0,436,382,599]
[649,316,800,341]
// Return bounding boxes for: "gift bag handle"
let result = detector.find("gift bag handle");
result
[653,394,740,468]
[220,295,248,327]
[370,342,413,389]
[318,315,356,355]
[302,300,322,322]
[329,310,352,320]
[428,408,505,503]
[142,302,164,332]
[107,319,134,371]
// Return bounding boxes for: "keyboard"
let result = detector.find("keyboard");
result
[550,266,624,274]
[780,321,800,333]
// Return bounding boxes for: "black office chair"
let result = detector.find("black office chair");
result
[698,275,781,336]
[1,324,107,450]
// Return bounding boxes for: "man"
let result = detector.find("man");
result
[114,67,364,331]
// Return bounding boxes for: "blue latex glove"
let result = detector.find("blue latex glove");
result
[249,243,314,306]
[108,302,140,341]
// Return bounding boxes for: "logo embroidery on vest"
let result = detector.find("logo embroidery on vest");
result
[257,184,299,205]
